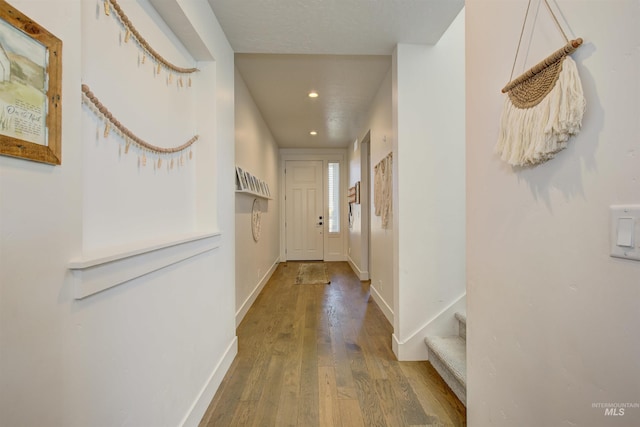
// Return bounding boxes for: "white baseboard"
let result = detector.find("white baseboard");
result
[347,256,369,280]
[370,284,393,325]
[392,333,400,358]
[235,258,279,327]
[392,293,466,361]
[179,336,238,427]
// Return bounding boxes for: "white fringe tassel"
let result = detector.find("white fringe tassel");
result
[496,56,586,166]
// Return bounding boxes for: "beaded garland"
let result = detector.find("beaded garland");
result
[103,0,198,86]
[82,84,197,169]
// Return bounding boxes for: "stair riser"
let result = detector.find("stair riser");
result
[458,319,466,340]
[428,350,466,406]
[454,312,466,340]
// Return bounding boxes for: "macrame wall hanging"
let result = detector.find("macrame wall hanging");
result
[374,152,392,229]
[496,0,586,167]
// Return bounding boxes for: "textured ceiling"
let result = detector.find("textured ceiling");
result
[208,0,464,55]
[150,0,464,148]
[236,54,391,148]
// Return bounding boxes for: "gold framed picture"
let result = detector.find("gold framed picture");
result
[0,1,62,165]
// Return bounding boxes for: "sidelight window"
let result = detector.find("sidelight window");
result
[328,162,340,233]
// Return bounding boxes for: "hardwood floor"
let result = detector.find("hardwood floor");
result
[200,262,466,427]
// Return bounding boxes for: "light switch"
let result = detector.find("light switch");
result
[616,217,634,247]
[610,205,640,261]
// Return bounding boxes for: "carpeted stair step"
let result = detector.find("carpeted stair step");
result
[425,335,466,406]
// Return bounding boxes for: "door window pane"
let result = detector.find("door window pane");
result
[328,162,340,233]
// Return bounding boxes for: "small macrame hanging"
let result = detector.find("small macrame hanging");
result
[496,0,586,167]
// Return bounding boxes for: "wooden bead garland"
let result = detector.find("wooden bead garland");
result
[81,84,198,165]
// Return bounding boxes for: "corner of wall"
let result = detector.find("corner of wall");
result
[393,294,465,361]
[235,258,279,327]
[347,256,369,281]
[370,284,394,325]
[180,337,238,427]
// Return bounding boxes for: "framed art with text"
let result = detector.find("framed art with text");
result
[0,0,62,165]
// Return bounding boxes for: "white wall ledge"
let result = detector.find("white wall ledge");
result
[69,231,221,299]
[235,190,272,200]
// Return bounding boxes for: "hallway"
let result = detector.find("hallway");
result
[200,262,466,426]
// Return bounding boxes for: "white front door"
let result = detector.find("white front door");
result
[285,160,324,260]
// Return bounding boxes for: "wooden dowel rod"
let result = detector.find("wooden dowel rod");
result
[502,38,583,93]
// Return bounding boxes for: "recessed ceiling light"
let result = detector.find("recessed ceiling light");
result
[310,131,318,136]
[308,91,319,98]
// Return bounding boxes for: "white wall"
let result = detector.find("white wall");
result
[81,0,199,249]
[234,67,280,326]
[0,1,236,426]
[348,69,395,321]
[367,71,395,322]
[466,1,640,426]
[347,139,363,274]
[392,9,466,360]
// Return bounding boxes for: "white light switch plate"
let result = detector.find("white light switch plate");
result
[610,205,640,261]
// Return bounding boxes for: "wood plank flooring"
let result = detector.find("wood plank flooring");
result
[199,262,466,427]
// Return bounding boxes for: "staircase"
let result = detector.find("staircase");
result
[425,312,466,406]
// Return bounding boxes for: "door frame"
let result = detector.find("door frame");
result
[279,149,348,262]
[360,132,371,279]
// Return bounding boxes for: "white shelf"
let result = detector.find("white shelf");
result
[69,231,221,299]
[236,190,272,200]
[235,166,272,200]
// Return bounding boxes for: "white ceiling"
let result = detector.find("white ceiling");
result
[208,0,464,55]
[235,54,391,148]
[151,0,464,148]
